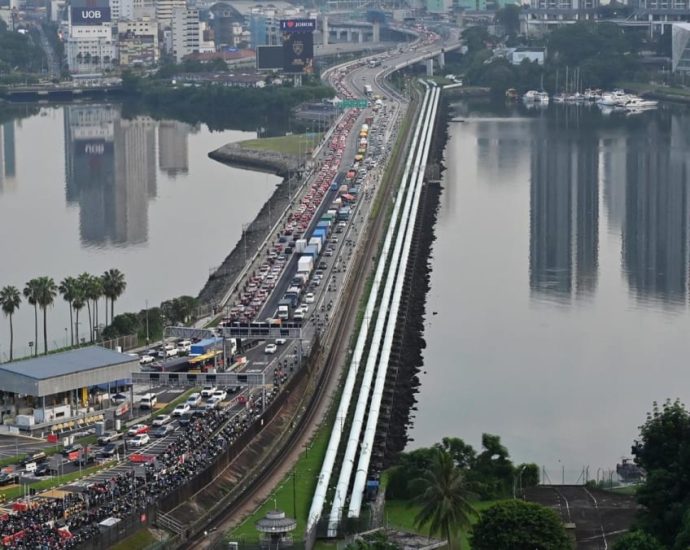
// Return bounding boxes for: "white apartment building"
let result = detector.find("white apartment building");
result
[171,6,199,61]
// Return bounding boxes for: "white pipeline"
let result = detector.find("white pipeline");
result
[348,85,441,517]
[327,83,434,535]
[307,84,433,532]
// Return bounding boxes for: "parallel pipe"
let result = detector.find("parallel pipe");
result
[307,84,432,532]
[348,85,440,517]
[327,83,434,535]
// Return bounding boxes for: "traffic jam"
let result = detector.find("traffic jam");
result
[0,51,397,550]
[223,107,364,325]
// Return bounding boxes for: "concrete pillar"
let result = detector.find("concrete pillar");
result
[322,16,329,46]
[437,51,445,68]
[347,29,352,42]
[358,30,364,43]
[373,22,380,43]
[426,58,434,76]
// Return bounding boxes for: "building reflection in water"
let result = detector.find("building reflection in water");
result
[529,120,599,303]
[0,121,17,193]
[64,105,192,247]
[621,116,689,305]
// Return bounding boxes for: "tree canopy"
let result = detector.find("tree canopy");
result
[471,500,571,550]
[613,530,664,550]
[632,399,690,547]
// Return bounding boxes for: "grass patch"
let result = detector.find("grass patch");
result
[0,461,116,501]
[227,422,332,543]
[383,499,501,548]
[239,133,324,156]
[607,484,639,495]
[110,528,156,550]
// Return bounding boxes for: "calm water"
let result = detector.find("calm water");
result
[0,104,279,359]
[410,102,690,481]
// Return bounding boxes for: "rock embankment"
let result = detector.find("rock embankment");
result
[208,143,301,178]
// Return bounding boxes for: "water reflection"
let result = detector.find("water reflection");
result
[529,121,599,302]
[0,121,17,192]
[622,117,689,306]
[64,105,196,247]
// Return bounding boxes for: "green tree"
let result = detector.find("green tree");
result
[471,500,570,550]
[59,276,79,346]
[34,276,57,355]
[471,434,515,499]
[23,278,40,356]
[72,286,86,346]
[612,530,664,550]
[516,463,540,489]
[414,448,477,549]
[85,274,104,341]
[632,399,690,547]
[101,269,127,325]
[102,313,140,340]
[436,437,476,470]
[386,446,438,500]
[0,285,21,361]
[495,5,522,37]
[161,295,199,325]
[461,26,490,54]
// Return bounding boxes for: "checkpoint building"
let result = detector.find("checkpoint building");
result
[0,346,138,434]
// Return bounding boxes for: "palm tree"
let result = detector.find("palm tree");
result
[23,279,40,356]
[0,286,21,361]
[59,277,78,346]
[77,273,94,341]
[72,286,85,346]
[414,449,477,550]
[86,275,104,341]
[102,269,126,325]
[34,277,57,355]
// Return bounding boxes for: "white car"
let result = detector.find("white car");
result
[201,386,217,398]
[265,344,277,354]
[305,293,315,304]
[293,310,305,320]
[130,434,150,447]
[139,354,155,365]
[204,397,221,411]
[186,393,202,407]
[172,403,190,417]
[299,304,309,314]
[152,414,171,426]
[212,390,227,402]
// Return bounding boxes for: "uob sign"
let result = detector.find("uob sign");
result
[71,6,111,25]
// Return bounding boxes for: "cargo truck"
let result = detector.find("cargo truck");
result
[295,239,308,254]
[277,299,292,320]
[298,255,314,274]
[309,237,322,254]
[337,207,351,221]
[304,244,318,258]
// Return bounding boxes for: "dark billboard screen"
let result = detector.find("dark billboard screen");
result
[280,19,316,32]
[257,45,284,70]
[71,6,111,25]
[282,31,314,74]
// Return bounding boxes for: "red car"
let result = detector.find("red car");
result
[127,424,150,436]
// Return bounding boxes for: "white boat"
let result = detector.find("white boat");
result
[524,90,549,103]
[623,97,658,109]
[597,89,631,106]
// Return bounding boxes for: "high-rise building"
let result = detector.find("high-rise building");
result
[66,0,116,73]
[672,23,690,72]
[158,120,190,176]
[171,6,199,61]
[155,0,185,27]
[109,0,133,21]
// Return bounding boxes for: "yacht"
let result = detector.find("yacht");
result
[597,89,631,106]
[623,97,658,109]
[523,90,549,103]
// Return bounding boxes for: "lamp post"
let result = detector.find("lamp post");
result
[145,300,150,345]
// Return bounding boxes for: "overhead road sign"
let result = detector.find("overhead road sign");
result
[339,99,369,109]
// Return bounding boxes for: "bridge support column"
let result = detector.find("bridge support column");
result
[373,22,380,43]
[322,16,329,46]
[347,29,352,42]
[358,31,364,43]
[426,59,434,76]
[437,51,445,68]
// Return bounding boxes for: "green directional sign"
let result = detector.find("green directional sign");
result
[339,99,369,109]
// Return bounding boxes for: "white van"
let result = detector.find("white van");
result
[139,393,157,409]
[177,340,192,353]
